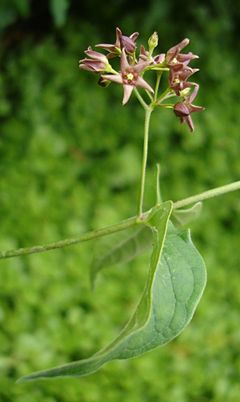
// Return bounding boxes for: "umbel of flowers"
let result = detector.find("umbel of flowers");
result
[79,27,204,132]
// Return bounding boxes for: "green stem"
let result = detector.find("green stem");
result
[173,180,240,209]
[0,216,138,260]
[157,87,175,104]
[133,88,148,110]
[0,180,240,260]
[154,72,162,102]
[138,107,153,218]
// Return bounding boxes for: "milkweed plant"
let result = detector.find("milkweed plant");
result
[1,27,239,383]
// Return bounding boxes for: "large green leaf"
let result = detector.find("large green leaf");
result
[91,223,152,286]
[17,200,206,382]
[91,203,203,285]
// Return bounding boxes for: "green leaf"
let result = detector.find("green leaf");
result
[91,223,152,286]
[17,200,206,382]
[171,202,202,228]
[91,203,203,286]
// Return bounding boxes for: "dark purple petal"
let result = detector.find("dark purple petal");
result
[130,32,139,41]
[189,104,205,113]
[121,35,137,53]
[174,102,190,117]
[177,52,199,63]
[185,115,194,132]
[166,38,190,63]
[188,83,199,102]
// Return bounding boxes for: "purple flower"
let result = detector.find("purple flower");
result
[165,39,199,90]
[174,84,204,132]
[102,49,154,105]
[166,38,191,65]
[169,65,199,95]
[79,47,110,73]
[96,27,139,58]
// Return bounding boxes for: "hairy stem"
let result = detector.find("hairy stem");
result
[138,107,152,217]
[0,180,240,260]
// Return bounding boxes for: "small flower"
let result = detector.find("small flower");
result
[169,65,199,94]
[102,49,154,105]
[174,84,204,132]
[165,38,190,65]
[79,47,111,73]
[96,27,139,58]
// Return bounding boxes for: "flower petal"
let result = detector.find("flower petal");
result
[185,115,194,132]
[85,47,107,62]
[189,104,205,113]
[174,102,190,117]
[122,85,134,105]
[95,43,116,51]
[189,83,199,102]
[130,32,139,41]
[134,61,151,73]
[120,49,130,71]
[136,76,154,93]
[101,74,123,84]
[115,27,122,48]
[166,38,190,63]
[121,35,137,53]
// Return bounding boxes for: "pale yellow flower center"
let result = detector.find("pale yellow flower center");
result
[127,73,134,81]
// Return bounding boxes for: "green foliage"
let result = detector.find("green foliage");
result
[91,203,204,286]
[0,1,240,401]
[17,202,206,381]
[0,0,70,32]
[0,0,30,32]
[91,224,152,286]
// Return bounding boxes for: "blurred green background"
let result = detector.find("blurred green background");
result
[0,0,240,401]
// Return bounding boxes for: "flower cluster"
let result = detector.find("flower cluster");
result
[79,27,204,131]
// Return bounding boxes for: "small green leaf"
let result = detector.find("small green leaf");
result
[17,200,206,382]
[171,202,202,228]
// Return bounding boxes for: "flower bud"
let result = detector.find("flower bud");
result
[174,102,190,117]
[148,32,158,53]
[79,48,112,73]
